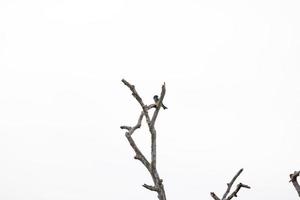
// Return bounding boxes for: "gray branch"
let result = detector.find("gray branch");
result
[121,79,167,200]
[222,168,243,199]
[121,79,152,126]
[227,183,250,200]
[211,169,250,200]
[143,184,159,191]
[210,192,221,200]
[290,171,300,197]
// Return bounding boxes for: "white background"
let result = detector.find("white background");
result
[1,0,300,199]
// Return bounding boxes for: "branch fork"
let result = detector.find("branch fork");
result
[120,79,167,200]
[211,168,250,200]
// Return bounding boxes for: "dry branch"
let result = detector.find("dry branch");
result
[211,169,250,200]
[290,171,300,197]
[120,79,167,200]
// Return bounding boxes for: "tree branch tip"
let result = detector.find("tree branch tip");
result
[236,168,243,175]
[210,192,220,200]
[120,126,130,130]
[142,184,158,191]
[121,79,127,85]
[121,79,134,88]
[240,183,251,189]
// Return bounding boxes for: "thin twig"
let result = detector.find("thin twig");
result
[210,192,221,200]
[227,183,250,200]
[211,169,250,200]
[143,184,159,191]
[222,168,244,200]
[121,79,151,125]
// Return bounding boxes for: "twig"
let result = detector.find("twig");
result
[227,183,250,200]
[290,171,300,197]
[121,79,151,126]
[210,192,221,200]
[120,79,167,200]
[222,168,243,199]
[211,169,250,200]
[143,184,159,191]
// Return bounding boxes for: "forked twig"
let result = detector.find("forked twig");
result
[211,169,250,200]
[120,79,167,200]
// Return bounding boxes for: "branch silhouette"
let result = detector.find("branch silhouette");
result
[120,79,167,200]
[211,168,250,200]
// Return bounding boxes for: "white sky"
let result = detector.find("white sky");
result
[0,0,300,199]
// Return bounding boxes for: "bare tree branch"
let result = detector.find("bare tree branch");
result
[211,169,250,200]
[210,192,221,200]
[121,79,152,126]
[222,168,244,199]
[290,171,300,197]
[149,84,165,170]
[121,79,167,200]
[126,131,151,171]
[143,184,159,191]
[227,183,251,200]
[120,111,144,136]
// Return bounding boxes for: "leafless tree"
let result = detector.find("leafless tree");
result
[210,168,250,200]
[120,79,167,200]
[290,171,300,198]
[119,80,300,200]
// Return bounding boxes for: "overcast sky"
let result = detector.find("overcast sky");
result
[1,0,300,199]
